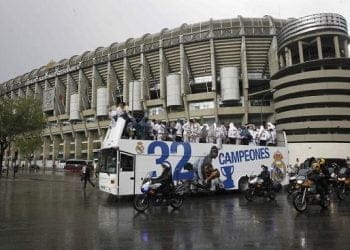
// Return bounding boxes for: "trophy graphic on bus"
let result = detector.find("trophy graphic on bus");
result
[220,165,234,189]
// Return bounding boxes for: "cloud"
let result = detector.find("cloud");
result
[0,0,349,82]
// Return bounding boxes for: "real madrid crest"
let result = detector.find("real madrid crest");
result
[135,142,144,154]
[271,150,287,183]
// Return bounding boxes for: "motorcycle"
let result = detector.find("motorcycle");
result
[133,172,184,212]
[293,176,330,212]
[336,167,350,200]
[287,168,311,195]
[286,171,298,194]
[244,175,281,201]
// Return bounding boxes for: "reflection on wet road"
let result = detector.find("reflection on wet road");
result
[1,170,350,249]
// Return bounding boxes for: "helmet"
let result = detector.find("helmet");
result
[161,161,171,169]
[261,164,268,170]
[211,145,219,153]
[318,158,325,166]
[311,162,320,171]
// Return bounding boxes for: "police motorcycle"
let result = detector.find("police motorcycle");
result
[327,162,341,195]
[244,165,281,201]
[286,165,314,195]
[133,171,184,212]
[293,161,330,212]
[336,166,350,200]
[286,167,299,195]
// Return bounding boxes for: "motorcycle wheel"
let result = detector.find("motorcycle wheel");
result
[268,191,276,200]
[133,195,150,212]
[286,184,293,195]
[169,194,183,209]
[320,197,330,209]
[244,189,255,202]
[293,193,307,212]
[174,184,187,196]
[337,184,346,200]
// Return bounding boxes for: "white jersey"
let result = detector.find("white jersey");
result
[228,124,238,138]
[175,122,183,137]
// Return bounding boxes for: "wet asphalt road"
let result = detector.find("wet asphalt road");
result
[0,170,350,250]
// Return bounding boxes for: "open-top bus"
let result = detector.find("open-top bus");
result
[99,118,289,197]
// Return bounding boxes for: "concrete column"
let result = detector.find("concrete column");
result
[42,136,50,167]
[78,69,90,111]
[344,39,349,57]
[180,35,190,120]
[180,36,187,95]
[283,48,288,66]
[159,41,169,113]
[210,38,219,122]
[92,65,103,109]
[87,131,94,160]
[34,82,43,100]
[159,44,166,100]
[18,88,24,98]
[107,61,118,106]
[210,38,216,91]
[298,41,304,63]
[123,49,131,104]
[287,48,293,66]
[140,45,146,108]
[279,54,285,68]
[140,44,151,110]
[66,74,74,114]
[284,47,292,66]
[52,136,60,163]
[54,77,65,116]
[26,85,33,98]
[74,133,83,159]
[317,36,323,59]
[333,36,340,58]
[268,36,279,75]
[240,36,249,125]
[63,134,71,160]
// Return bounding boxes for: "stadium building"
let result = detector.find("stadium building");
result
[0,13,349,167]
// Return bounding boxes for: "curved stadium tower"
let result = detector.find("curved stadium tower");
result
[0,13,349,166]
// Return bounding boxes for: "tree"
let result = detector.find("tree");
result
[0,96,44,175]
[14,133,42,167]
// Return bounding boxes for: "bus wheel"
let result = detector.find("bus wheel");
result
[238,176,249,192]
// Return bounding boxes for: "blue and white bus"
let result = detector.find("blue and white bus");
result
[98,119,289,197]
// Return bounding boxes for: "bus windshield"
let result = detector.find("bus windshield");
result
[99,148,117,174]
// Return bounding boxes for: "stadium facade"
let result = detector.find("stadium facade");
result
[0,13,349,167]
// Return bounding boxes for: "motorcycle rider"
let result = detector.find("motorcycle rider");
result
[259,165,271,191]
[309,158,330,201]
[203,163,221,191]
[152,161,173,197]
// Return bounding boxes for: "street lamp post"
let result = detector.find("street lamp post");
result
[260,88,276,126]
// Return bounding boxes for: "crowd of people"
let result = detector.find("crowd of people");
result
[109,102,278,147]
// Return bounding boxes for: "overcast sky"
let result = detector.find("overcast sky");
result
[0,0,349,83]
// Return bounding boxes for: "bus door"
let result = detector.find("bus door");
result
[99,148,118,195]
[117,151,135,196]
